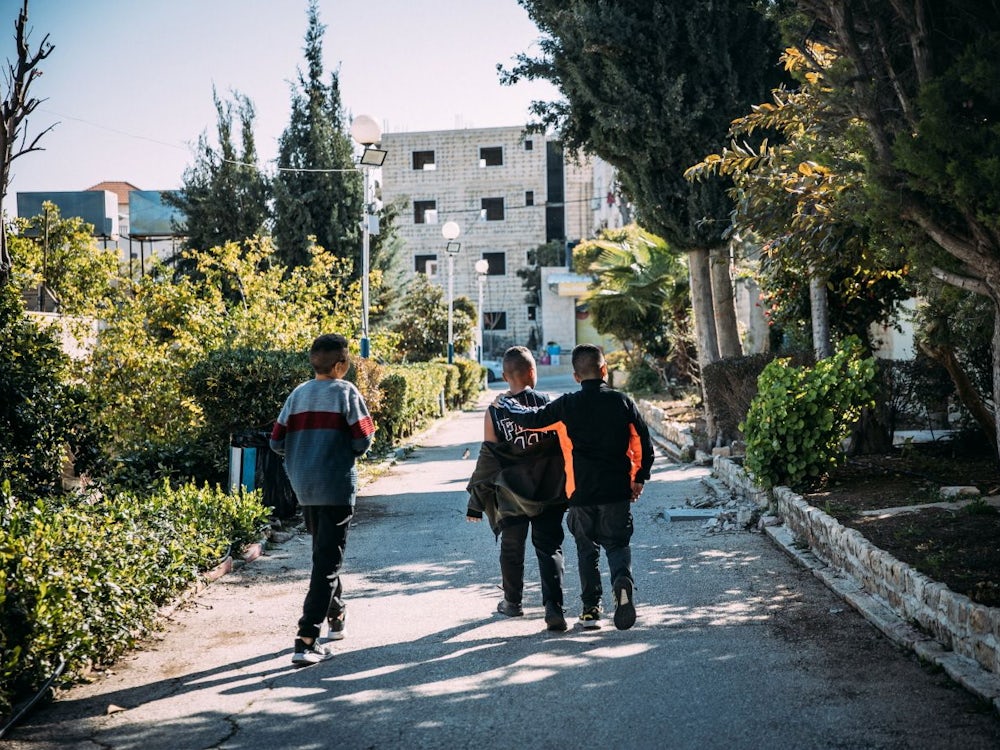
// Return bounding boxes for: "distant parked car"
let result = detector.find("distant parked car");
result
[481,359,503,382]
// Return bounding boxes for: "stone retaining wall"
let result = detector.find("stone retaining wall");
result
[713,455,1000,678]
[636,400,695,461]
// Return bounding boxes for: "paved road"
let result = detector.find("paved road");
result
[8,384,1000,749]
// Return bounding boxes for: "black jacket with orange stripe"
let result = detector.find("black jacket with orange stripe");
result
[496,379,654,506]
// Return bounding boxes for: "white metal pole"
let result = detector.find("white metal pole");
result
[477,273,484,363]
[447,253,455,363]
[360,166,371,358]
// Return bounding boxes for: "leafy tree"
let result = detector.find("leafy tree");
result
[165,88,269,260]
[790,1,1000,455]
[504,0,785,380]
[390,273,476,362]
[87,237,385,454]
[687,43,911,357]
[271,0,362,269]
[1,0,54,287]
[0,283,104,500]
[573,225,692,381]
[8,202,119,316]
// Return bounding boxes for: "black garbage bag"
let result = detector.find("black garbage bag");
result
[231,428,299,520]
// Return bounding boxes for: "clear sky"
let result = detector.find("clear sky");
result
[5,0,560,211]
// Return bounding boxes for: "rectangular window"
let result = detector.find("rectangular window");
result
[412,150,436,170]
[479,146,503,167]
[414,200,437,224]
[527,305,537,321]
[482,251,506,276]
[481,197,505,221]
[525,190,534,207]
[414,254,437,274]
[524,139,534,151]
[484,311,507,331]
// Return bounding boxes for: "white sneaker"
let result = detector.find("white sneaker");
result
[291,638,332,666]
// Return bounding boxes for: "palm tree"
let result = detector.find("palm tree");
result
[577,225,690,374]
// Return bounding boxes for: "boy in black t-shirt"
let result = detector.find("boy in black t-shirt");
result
[467,346,569,631]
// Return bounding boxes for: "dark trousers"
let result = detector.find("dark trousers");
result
[298,505,352,639]
[567,502,633,609]
[499,507,565,607]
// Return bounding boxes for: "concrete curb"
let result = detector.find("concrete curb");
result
[712,454,1000,713]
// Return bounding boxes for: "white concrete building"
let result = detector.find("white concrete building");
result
[380,125,620,359]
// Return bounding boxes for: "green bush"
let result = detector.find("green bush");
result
[0,285,106,501]
[372,364,448,449]
[431,357,483,408]
[703,351,813,443]
[0,481,268,718]
[741,338,877,489]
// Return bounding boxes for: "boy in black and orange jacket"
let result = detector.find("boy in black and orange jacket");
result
[494,344,654,630]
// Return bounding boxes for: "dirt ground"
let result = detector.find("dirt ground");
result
[798,441,1000,607]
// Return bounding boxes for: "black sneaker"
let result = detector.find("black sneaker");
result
[325,610,346,642]
[545,603,567,632]
[497,599,524,617]
[578,605,602,630]
[291,637,332,666]
[612,576,637,630]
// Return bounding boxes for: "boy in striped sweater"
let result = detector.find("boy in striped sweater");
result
[270,333,376,665]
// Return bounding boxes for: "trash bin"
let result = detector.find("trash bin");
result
[230,429,298,519]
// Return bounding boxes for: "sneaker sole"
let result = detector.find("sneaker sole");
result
[291,652,332,666]
[613,577,637,630]
[323,631,345,642]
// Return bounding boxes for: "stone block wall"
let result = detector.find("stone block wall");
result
[637,400,695,461]
[713,456,1000,677]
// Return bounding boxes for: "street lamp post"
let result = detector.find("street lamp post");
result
[474,258,489,364]
[442,221,461,363]
[350,114,387,359]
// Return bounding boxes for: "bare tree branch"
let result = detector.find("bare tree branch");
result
[0,0,55,286]
[930,266,991,297]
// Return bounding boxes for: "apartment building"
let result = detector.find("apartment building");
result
[380,125,622,358]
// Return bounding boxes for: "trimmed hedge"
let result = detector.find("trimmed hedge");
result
[373,363,448,449]
[0,482,269,719]
[434,357,484,408]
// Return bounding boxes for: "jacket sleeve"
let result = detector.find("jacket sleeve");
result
[466,443,502,530]
[269,397,292,456]
[346,384,377,456]
[626,398,655,483]
[495,394,564,430]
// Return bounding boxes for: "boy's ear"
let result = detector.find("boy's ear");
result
[600,363,609,378]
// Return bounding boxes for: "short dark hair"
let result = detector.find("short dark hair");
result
[572,343,605,379]
[502,345,535,377]
[310,333,350,375]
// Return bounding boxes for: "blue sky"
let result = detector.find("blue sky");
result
[6,0,559,208]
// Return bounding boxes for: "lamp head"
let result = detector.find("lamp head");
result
[351,114,382,146]
[441,221,461,241]
[475,259,490,274]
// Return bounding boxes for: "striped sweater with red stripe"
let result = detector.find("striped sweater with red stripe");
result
[269,377,375,507]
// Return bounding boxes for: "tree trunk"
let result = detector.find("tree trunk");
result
[918,339,997,454]
[710,245,742,358]
[688,247,720,445]
[809,268,832,359]
[688,248,720,371]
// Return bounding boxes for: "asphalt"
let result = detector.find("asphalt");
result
[6,380,1000,749]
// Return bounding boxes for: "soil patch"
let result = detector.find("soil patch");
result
[799,442,1000,607]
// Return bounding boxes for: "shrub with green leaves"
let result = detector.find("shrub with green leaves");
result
[741,337,877,489]
[0,481,268,717]
[0,285,106,501]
